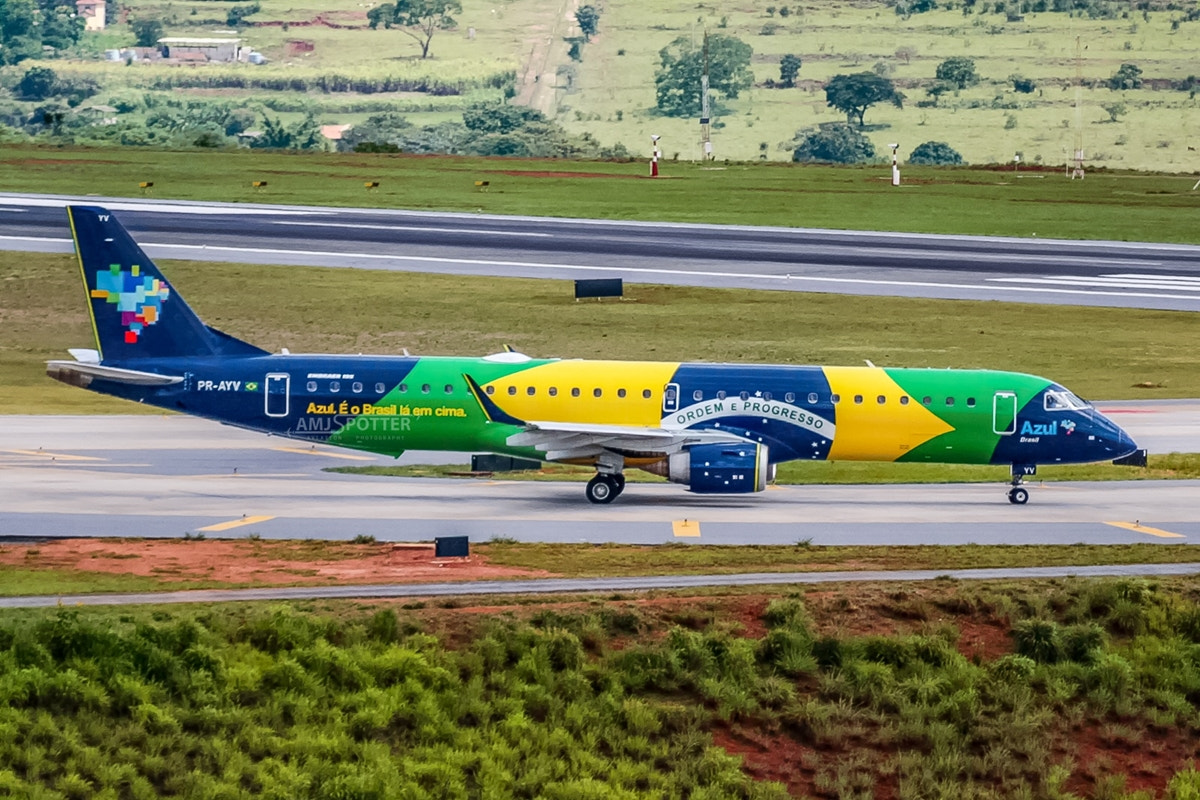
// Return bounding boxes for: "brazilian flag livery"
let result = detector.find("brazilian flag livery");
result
[49,206,1139,504]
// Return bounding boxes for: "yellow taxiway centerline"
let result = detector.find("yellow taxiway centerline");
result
[1104,521,1186,539]
[273,447,374,460]
[672,519,701,538]
[2,449,105,461]
[198,515,276,532]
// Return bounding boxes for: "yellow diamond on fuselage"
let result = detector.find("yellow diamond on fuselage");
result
[482,360,680,426]
[824,367,954,461]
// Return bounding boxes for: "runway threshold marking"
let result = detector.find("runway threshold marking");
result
[673,520,701,538]
[273,447,373,461]
[198,515,276,532]
[2,449,104,462]
[1104,521,1186,539]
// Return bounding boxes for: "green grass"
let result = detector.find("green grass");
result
[3,582,1200,798]
[6,252,1200,413]
[328,452,1200,484]
[473,542,1200,578]
[1,145,1199,241]
[0,567,180,596]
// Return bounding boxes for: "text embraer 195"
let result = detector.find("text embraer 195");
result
[49,206,1142,505]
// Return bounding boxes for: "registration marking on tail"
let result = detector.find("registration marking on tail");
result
[673,520,701,538]
[198,515,276,533]
[1104,521,1186,539]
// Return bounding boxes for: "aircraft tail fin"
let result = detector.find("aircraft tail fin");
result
[67,205,266,362]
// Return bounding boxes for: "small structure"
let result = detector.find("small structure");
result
[319,123,351,142]
[75,0,106,31]
[157,37,243,62]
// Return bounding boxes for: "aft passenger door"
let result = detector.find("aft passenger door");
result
[993,391,1017,435]
[265,373,290,418]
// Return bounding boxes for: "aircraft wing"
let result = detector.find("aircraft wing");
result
[507,421,747,462]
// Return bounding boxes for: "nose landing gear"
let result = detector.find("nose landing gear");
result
[1008,463,1036,505]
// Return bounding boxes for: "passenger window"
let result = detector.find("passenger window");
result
[693,389,703,401]
[922,396,932,405]
[352,382,363,394]
[593,388,602,398]
[764,392,773,401]
[306,381,317,393]
[717,391,727,400]
[508,386,517,396]
[527,386,536,396]
[485,385,495,395]
[643,389,652,399]
[399,383,408,393]
[739,391,749,401]
[421,384,430,394]
[806,392,816,404]
[571,388,580,397]
[618,388,627,398]
[330,381,340,393]
[832,394,841,404]
[966,397,976,408]
[444,384,453,395]
[549,387,557,397]
[946,397,955,406]
[854,395,863,405]
[900,396,910,405]
[877,395,886,404]
[375,382,385,394]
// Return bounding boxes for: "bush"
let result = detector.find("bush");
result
[1012,619,1062,664]
[792,123,875,164]
[16,67,57,101]
[908,140,964,165]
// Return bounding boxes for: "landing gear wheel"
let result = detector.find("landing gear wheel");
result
[586,474,619,504]
[1008,487,1029,505]
[612,475,626,498]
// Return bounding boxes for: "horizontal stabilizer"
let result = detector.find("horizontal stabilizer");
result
[47,360,184,389]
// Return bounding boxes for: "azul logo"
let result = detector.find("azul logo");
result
[1020,420,1058,436]
[91,264,170,344]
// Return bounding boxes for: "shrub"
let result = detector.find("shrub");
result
[1012,619,1062,664]
[792,123,875,164]
[908,140,965,165]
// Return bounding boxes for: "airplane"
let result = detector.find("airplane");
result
[48,205,1143,505]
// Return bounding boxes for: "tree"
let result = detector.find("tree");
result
[1101,101,1127,122]
[792,123,875,163]
[226,2,259,27]
[367,3,394,28]
[388,0,462,59]
[824,72,903,127]
[908,140,964,165]
[779,54,801,87]
[1010,74,1036,93]
[1108,62,1142,90]
[0,0,42,64]
[131,18,163,47]
[575,4,598,40]
[654,34,753,118]
[462,102,545,134]
[935,56,979,89]
[39,0,85,51]
[16,66,57,100]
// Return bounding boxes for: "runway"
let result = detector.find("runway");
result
[5,562,1200,609]
[1,404,1197,545]
[4,193,1200,310]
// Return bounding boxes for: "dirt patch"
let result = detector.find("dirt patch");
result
[713,724,818,798]
[955,617,1012,662]
[1062,716,1200,797]
[1,539,552,586]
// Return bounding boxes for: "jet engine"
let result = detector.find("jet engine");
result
[649,443,769,493]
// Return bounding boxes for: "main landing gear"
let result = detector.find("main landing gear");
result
[586,473,626,504]
[1008,463,1036,505]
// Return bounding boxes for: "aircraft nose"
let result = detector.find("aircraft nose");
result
[1115,426,1138,458]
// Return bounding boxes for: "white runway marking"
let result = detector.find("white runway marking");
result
[268,220,553,238]
[989,273,1200,293]
[0,197,318,216]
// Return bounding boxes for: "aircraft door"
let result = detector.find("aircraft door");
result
[265,373,290,418]
[993,391,1017,435]
[662,383,680,414]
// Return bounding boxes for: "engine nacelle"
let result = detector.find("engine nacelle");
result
[660,443,769,494]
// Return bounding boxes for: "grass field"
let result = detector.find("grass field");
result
[1,145,1199,241]
[566,0,1200,168]
[4,580,1200,797]
[6,251,1200,414]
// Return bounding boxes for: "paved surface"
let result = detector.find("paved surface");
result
[5,562,1200,609]
[1,406,1197,545]
[4,193,1200,310]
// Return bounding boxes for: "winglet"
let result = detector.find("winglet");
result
[463,373,526,427]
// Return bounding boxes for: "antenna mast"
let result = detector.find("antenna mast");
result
[1071,35,1085,179]
[700,30,713,160]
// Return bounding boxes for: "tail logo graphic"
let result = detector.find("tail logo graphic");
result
[90,263,171,344]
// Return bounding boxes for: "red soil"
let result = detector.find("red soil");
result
[0,539,551,586]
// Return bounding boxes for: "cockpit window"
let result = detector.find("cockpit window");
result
[1043,390,1089,411]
